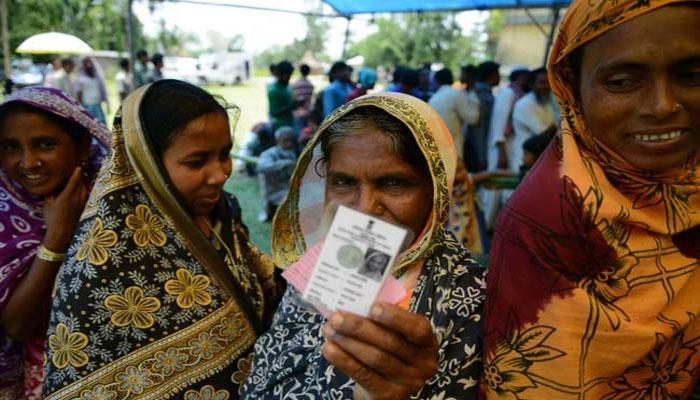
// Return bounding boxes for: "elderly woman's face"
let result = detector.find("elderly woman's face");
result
[579,5,700,172]
[324,127,433,237]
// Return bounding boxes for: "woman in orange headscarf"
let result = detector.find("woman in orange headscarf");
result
[482,0,700,398]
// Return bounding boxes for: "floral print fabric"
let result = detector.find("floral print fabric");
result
[483,0,700,397]
[242,233,486,399]
[42,85,274,400]
[0,87,109,398]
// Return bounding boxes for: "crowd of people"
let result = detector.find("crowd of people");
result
[244,54,558,256]
[39,49,166,125]
[1,0,699,399]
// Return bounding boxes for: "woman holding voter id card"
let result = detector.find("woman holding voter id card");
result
[242,92,486,399]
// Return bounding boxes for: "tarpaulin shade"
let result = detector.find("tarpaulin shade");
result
[323,0,569,15]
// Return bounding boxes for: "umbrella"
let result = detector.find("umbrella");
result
[16,32,93,55]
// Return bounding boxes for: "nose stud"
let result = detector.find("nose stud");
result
[374,203,384,213]
[674,103,684,112]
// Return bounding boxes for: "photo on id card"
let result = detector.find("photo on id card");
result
[302,205,409,317]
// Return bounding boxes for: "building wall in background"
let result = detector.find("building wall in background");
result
[494,9,565,69]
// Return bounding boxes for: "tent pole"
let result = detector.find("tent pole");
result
[543,5,561,65]
[1,0,10,79]
[126,0,136,88]
[341,16,351,59]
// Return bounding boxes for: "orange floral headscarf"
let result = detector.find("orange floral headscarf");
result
[550,0,700,235]
[482,0,700,399]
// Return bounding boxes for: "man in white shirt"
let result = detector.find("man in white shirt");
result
[481,67,530,228]
[511,67,560,172]
[488,66,530,171]
[49,58,77,100]
[428,68,479,160]
[115,58,133,101]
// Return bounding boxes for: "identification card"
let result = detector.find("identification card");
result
[301,205,408,316]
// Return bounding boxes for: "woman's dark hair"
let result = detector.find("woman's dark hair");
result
[319,106,429,177]
[0,102,90,143]
[139,79,228,155]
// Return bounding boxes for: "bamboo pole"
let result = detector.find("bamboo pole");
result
[1,0,11,79]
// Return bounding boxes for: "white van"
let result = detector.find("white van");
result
[197,52,252,86]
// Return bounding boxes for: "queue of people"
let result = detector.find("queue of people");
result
[1,0,699,399]
[40,49,165,126]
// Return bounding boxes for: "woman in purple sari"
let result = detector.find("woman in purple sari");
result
[0,87,109,399]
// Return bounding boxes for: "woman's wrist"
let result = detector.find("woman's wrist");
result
[36,245,67,263]
[42,233,71,254]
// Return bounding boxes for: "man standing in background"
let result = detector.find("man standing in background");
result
[133,49,150,88]
[465,61,500,172]
[429,68,479,162]
[267,61,295,132]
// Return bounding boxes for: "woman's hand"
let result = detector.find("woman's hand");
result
[321,303,438,400]
[1,167,88,339]
[42,167,88,252]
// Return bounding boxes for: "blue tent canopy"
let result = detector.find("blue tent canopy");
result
[323,0,569,15]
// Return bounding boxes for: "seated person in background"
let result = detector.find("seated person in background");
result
[0,87,109,398]
[298,118,319,149]
[234,122,274,176]
[520,133,553,178]
[242,92,486,399]
[257,126,298,222]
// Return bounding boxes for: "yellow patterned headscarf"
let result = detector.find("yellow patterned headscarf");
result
[271,92,457,274]
[43,84,273,399]
[482,1,700,399]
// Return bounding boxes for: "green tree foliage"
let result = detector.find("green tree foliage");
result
[256,13,331,66]
[348,13,480,70]
[147,18,201,56]
[6,0,142,55]
[484,10,505,59]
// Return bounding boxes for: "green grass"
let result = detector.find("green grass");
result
[208,79,273,254]
[204,79,270,146]
[224,174,272,254]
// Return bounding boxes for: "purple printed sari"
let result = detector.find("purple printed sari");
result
[0,87,109,399]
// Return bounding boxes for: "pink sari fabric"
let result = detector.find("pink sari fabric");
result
[0,87,109,398]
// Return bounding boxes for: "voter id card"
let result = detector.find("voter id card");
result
[301,205,409,316]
